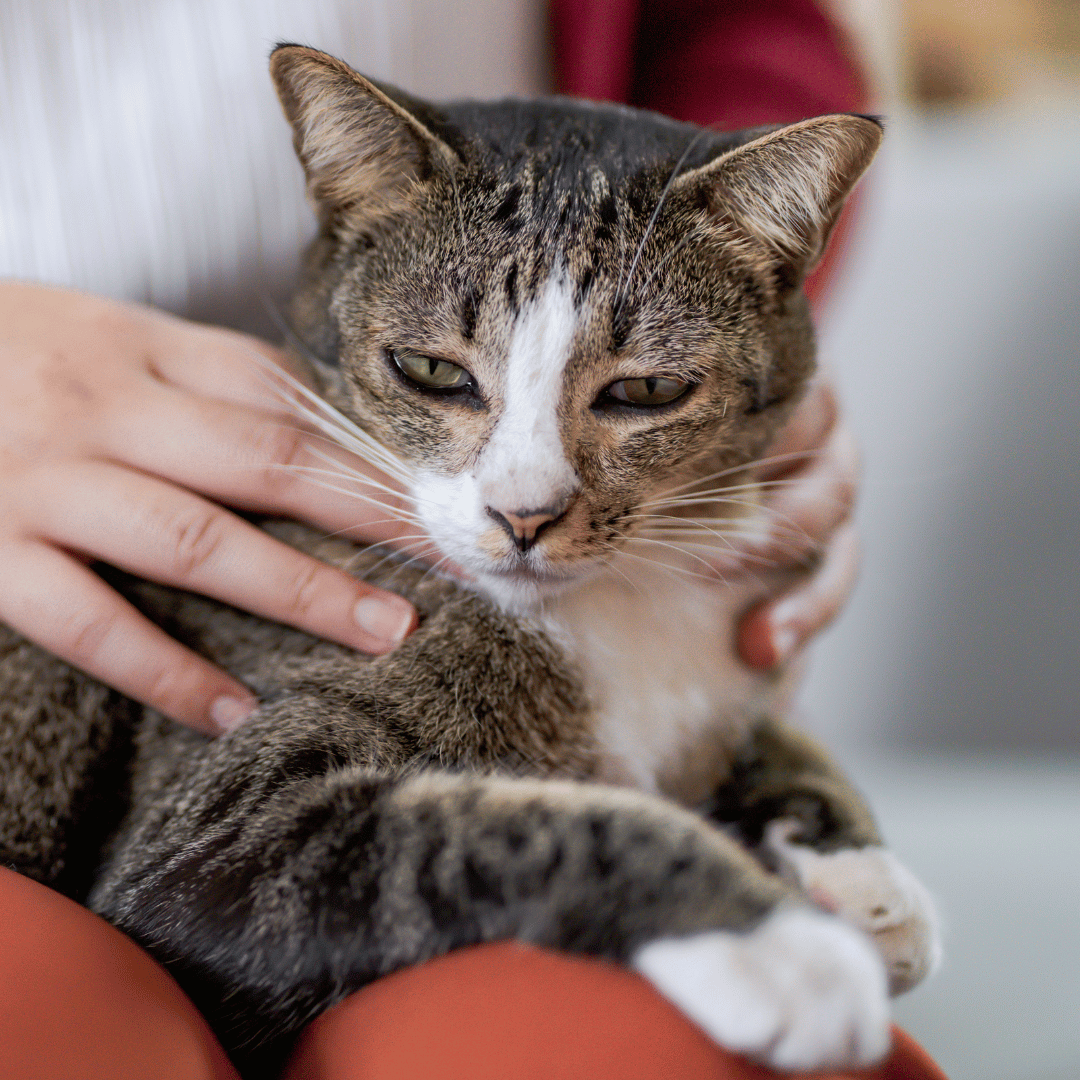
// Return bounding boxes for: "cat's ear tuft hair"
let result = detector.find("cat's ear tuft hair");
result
[270,44,457,224]
[676,114,882,280]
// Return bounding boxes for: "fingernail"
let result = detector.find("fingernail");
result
[770,624,799,667]
[354,596,413,649]
[210,694,255,733]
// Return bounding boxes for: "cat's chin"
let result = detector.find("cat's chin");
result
[471,562,605,612]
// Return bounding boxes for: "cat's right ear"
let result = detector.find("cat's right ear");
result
[269,45,458,226]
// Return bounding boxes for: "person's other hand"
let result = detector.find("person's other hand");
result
[736,374,860,670]
[0,282,419,735]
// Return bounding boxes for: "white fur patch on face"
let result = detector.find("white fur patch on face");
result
[475,270,580,514]
[411,269,582,606]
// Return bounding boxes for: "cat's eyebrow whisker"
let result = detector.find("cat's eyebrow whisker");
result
[614,129,707,318]
[630,228,700,305]
[448,167,470,262]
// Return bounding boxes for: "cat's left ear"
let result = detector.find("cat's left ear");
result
[269,44,459,225]
[674,115,882,281]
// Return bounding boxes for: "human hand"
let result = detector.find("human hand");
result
[736,375,860,670]
[0,282,419,735]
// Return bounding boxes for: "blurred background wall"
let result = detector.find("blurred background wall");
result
[797,4,1079,1077]
[804,0,1080,757]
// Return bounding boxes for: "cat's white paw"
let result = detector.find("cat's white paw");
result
[765,820,942,994]
[632,908,890,1071]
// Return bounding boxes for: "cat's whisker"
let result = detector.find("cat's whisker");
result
[632,533,784,570]
[269,456,413,503]
[265,468,425,527]
[640,478,803,510]
[621,534,729,576]
[643,449,827,505]
[241,352,417,487]
[302,445,410,495]
[350,545,417,581]
[356,535,443,582]
[596,544,648,597]
[378,536,451,587]
[611,545,725,586]
[639,494,814,538]
[415,551,459,591]
[636,518,816,561]
[624,510,779,540]
[298,444,449,521]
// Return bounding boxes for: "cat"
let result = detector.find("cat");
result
[0,44,939,1078]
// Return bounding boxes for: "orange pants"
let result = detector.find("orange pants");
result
[0,867,946,1080]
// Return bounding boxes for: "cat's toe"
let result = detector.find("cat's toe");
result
[632,908,891,1071]
[765,821,942,995]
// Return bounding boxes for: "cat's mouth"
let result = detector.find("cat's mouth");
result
[485,560,582,585]
[466,550,612,608]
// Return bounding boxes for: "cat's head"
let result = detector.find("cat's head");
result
[271,45,880,608]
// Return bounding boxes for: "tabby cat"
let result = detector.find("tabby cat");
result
[0,45,939,1077]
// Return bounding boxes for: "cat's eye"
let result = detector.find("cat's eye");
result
[390,348,473,391]
[604,377,690,407]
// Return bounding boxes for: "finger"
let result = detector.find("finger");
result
[752,423,859,570]
[98,378,422,549]
[27,460,418,654]
[148,317,310,414]
[0,541,256,734]
[737,523,860,670]
[760,377,839,480]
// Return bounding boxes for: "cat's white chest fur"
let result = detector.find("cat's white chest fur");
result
[541,557,793,801]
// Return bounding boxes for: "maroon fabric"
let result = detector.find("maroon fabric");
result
[283,942,950,1080]
[551,0,865,127]
[0,867,240,1080]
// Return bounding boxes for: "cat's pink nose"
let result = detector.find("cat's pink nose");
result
[486,505,565,553]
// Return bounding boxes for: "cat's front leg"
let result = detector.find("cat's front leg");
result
[93,766,890,1074]
[709,717,941,994]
